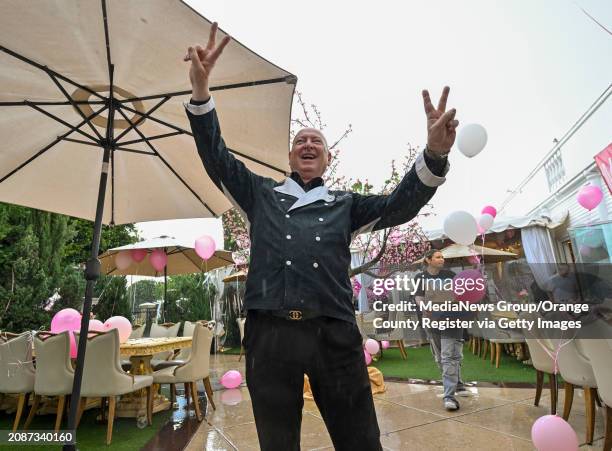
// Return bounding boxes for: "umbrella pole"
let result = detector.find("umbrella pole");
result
[64,65,115,451]
[64,145,111,449]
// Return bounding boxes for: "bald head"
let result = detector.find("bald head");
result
[289,128,332,183]
[292,128,328,152]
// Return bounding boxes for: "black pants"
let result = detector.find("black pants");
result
[243,311,382,451]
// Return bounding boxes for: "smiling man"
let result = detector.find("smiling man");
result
[183,23,458,451]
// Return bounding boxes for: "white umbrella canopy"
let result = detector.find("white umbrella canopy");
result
[412,244,518,265]
[99,235,234,276]
[0,0,295,224]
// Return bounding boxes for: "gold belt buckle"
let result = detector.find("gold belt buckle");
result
[288,310,303,321]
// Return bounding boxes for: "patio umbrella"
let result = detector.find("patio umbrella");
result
[0,1,295,444]
[98,235,234,321]
[412,244,518,266]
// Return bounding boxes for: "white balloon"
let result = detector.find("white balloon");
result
[457,123,488,158]
[444,211,478,245]
[479,213,495,231]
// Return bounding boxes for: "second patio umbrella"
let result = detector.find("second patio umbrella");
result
[98,235,234,321]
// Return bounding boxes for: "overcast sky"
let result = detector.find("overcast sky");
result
[138,0,611,245]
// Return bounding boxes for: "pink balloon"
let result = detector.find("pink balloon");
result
[481,205,497,218]
[220,389,243,406]
[131,248,147,263]
[577,184,603,211]
[453,269,486,303]
[104,316,132,343]
[195,235,216,260]
[114,250,133,270]
[364,349,372,365]
[381,340,390,350]
[51,308,82,333]
[364,339,380,355]
[531,415,578,451]
[88,319,105,332]
[149,249,167,272]
[220,370,242,389]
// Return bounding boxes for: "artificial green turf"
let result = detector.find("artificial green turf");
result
[372,345,539,384]
[0,399,172,451]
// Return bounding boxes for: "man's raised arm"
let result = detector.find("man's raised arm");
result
[184,23,262,218]
[351,87,458,235]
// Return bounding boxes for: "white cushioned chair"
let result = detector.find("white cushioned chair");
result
[25,331,75,431]
[149,323,180,365]
[0,332,35,431]
[152,323,215,420]
[76,329,154,445]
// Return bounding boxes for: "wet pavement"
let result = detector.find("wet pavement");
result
[145,354,606,450]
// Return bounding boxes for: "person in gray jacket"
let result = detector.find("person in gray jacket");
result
[183,23,459,451]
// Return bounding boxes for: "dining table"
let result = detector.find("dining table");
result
[117,336,192,420]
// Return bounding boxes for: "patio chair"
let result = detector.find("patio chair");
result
[0,332,35,431]
[355,312,376,341]
[556,338,598,445]
[237,318,246,361]
[480,311,525,368]
[75,329,154,445]
[518,313,558,414]
[25,331,74,432]
[149,322,180,365]
[152,323,215,421]
[129,325,145,339]
[576,319,612,451]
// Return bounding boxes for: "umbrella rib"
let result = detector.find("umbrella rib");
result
[0,105,108,184]
[101,0,113,88]
[118,131,184,146]
[114,97,170,142]
[114,105,217,217]
[114,146,156,156]
[26,102,99,143]
[47,73,104,141]
[0,45,106,101]
[0,100,106,107]
[118,76,294,103]
[61,137,101,148]
[226,147,288,176]
[115,103,288,175]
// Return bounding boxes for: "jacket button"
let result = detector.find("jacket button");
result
[318,217,324,222]
[280,199,285,202]
[286,260,292,266]
[315,236,321,242]
[286,235,292,240]
[285,214,290,218]
[313,262,319,268]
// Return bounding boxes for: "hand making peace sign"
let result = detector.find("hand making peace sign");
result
[422,86,459,157]
[184,22,231,101]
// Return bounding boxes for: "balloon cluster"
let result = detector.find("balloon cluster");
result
[443,205,497,247]
[50,309,132,357]
[362,338,388,365]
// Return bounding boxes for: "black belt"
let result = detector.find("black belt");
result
[262,309,320,321]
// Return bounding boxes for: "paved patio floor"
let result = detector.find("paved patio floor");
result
[181,354,606,451]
